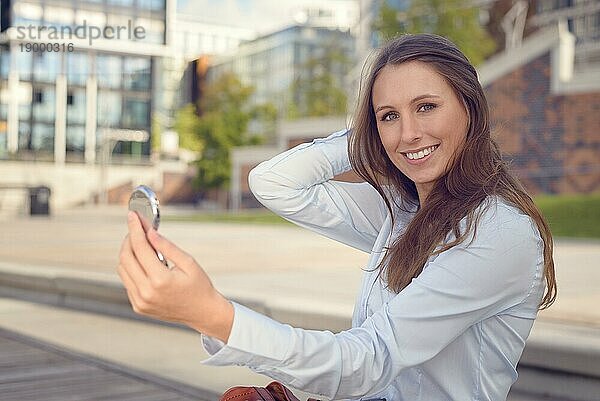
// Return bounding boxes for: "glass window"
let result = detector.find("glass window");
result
[0,47,9,79]
[14,2,43,20]
[66,125,85,153]
[145,30,164,44]
[0,80,7,121]
[31,123,54,152]
[138,0,165,11]
[122,98,149,128]
[18,51,32,81]
[44,6,74,27]
[67,88,86,125]
[97,91,122,127]
[13,16,42,29]
[32,86,56,122]
[18,121,31,151]
[134,18,164,44]
[107,0,134,6]
[97,55,122,89]
[106,14,130,29]
[33,52,60,83]
[123,57,151,91]
[67,52,88,86]
[75,10,106,26]
[19,103,31,121]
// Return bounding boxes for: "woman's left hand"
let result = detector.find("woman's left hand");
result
[117,211,234,342]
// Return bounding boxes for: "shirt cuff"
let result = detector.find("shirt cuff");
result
[313,128,352,176]
[200,301,294,367]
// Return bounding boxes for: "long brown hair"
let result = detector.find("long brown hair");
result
[348,33,556,309]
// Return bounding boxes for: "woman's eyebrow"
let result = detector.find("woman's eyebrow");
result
[411,94,441,103]
[374,105,393,113]
[374,94,442,113]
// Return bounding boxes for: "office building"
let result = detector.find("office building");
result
[0,0,175,212]
[0,0,173,163]
[208,24,355,126]
[157,13,256,132]
[532,0,600,68]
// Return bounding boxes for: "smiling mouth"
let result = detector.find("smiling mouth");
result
[401,144,439,160]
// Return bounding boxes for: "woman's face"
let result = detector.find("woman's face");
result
[372,61,469,196]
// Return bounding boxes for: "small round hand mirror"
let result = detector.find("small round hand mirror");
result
[128,185,169,267]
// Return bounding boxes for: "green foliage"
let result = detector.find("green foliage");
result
[535,193,600,238]
[174,104,203,152]
[373,0,496,65]
[287,43,350,119]
[250,102,278,143]
[151,115,161,151]
[373,0,405,42]
[174,73,275,194]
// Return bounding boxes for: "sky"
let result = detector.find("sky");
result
[177,0,350,35]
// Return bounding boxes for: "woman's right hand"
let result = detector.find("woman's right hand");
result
[117,211,234,342]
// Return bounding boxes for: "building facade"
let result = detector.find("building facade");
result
[0,0,179,213]
[532,0,600,68]
[207,25,355,127]
[155,13,257,134]
[229,23,599,210]
[0,0,173,164]
[480,23,600,194]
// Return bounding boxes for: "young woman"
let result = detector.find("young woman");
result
[118,34,556,401]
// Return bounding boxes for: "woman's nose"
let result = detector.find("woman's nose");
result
[399,116,422,144]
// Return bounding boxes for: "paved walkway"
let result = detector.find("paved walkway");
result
[1,205,599,327]
[0,326,207,401]
[0,205,598,400]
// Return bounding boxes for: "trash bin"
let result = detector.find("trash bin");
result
[29,186,51,215]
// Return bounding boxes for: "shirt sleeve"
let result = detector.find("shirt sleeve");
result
[248,129,388,253]
[200,203,545,400]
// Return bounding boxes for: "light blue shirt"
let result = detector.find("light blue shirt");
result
[201,129,546,401]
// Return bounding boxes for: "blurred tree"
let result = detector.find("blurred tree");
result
[373,0,496,66]
[287,42,350,118]
[174,72,275,197]
[250,102,278,143]
[173,104,203,153]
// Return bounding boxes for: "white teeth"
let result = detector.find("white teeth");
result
[404,145,438,160]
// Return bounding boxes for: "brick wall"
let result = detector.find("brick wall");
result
[485,53,600,194]
[160,171,197,204]
[240,163,262,208]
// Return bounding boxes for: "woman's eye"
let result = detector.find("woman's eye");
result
[381,112,398,121]
[418,103,437,112]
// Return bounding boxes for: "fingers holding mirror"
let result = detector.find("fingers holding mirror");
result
[128,185,169,267]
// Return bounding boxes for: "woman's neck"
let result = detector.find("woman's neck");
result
[415,181,434,206]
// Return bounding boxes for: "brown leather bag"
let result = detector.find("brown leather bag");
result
[219,381,321,401]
